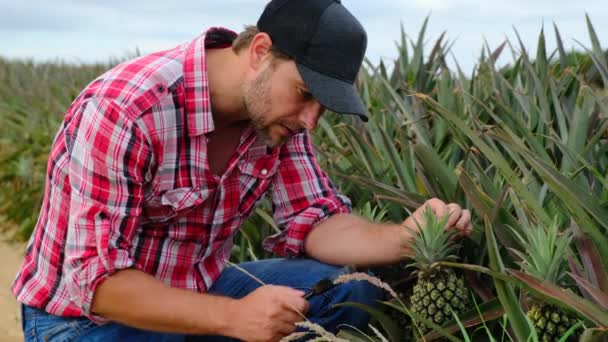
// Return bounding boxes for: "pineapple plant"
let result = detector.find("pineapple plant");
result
[354,201,389,223]
[407,207,470,335]
[510,220,581,341]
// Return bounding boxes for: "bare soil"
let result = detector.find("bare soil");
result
[0,234,25,342]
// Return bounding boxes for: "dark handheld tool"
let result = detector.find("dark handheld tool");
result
[302,265,358,300]
[303,278,336,300]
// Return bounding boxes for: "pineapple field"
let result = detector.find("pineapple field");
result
[1,17,608,341]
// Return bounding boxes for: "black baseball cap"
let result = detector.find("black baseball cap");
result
[257,0,368,121]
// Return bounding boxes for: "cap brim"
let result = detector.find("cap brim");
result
[297,63,368,122]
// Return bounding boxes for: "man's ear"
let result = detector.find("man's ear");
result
[247,32,273,71]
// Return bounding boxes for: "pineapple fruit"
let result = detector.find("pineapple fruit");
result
[527,303,579,341]
[510,220,580,341]
[407,207,469,335]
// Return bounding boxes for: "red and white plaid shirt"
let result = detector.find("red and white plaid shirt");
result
[12,28,351,323]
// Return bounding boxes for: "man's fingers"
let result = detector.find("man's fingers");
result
[455,209,472,236]
[445,203,462,229]
[276,321,297,336]
[280,311,304,326]
[425,198,447,218]
[452,207,468,229]
[280,295,309,316]
[415,199,473,238]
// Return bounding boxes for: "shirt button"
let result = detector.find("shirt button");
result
[260,168,268,176]
[156,85,165,92]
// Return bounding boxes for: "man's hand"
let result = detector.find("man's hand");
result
[403,198,473,238]
[228,285,309,342]
[303,199,473,266]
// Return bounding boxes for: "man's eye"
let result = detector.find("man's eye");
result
[299,88,313,100]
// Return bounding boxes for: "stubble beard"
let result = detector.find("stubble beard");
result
[242,66,288,148]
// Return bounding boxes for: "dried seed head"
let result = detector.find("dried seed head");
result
[333,272,398,299]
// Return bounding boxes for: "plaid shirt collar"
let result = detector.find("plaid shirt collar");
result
[183,27,237,137]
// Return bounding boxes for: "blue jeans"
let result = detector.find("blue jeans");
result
[22,258,385,341]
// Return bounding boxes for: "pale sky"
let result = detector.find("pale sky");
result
[1,0,607,74]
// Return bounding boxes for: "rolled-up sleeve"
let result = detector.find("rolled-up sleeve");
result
[64,98,152,323]
[263,131,351,257]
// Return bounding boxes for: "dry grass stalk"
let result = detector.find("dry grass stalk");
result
[369,324,389,342]
[292,322,350,341]
[333,272,399,299]
[226,261,266,286]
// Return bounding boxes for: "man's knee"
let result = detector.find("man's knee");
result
[338,279,386,307]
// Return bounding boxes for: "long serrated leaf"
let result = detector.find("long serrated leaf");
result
[374,194,423,211]
[343,125,382,178]
[490,41,507,63]
[457,168,521,250]
[394,22,409,82]
[536,26,548,78]
[568,272,608,310]
[553,22,568,70]
[509,270,608,326]
[492,92,554,164]
[377,124,413,191]
[409,15,429,83]
[549,79,569,144]
[562,89,594,175]
[542,133,608,194]
[318,117,344,150]
[333,171,426,209]
[573,222,608,293]
[377,76,432,146]
[483,216,533,341]
[575,37,608,86]
[587,49,608,86]
[440,262,608,327]
[436,70,454,146]
[512,29,542,130]
[582,112,608,158]
[490,130,608,255]
[418,93,552,226]
[585,13,608,67]
[426,31,446,69]
[413,143,457,200]
[333,302,403,341]
[568,254,595,302]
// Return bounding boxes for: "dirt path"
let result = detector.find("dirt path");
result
[0,235,25,342]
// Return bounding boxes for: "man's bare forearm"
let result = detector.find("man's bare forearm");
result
[303,213,414,267]
[91,268,236,336]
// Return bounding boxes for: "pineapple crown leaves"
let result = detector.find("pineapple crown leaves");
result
[354,201,389,223]
[405,206,460,274]
[508,217,573,285]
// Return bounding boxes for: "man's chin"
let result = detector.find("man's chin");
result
[255,129,288,148]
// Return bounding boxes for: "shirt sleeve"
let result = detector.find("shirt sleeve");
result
[263,131,352,257]
[63,98,152,323]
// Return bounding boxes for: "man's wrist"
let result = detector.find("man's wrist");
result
[398,223,415,258]
[193,294,239,336]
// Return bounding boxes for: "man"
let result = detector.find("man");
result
[13,0,472,341]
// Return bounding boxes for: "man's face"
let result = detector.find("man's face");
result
[242,58,325,147]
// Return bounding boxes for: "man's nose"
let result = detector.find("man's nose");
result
[298,101,324,130]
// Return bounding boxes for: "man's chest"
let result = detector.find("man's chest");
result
[138,118,280,237]
[206,122,249,176]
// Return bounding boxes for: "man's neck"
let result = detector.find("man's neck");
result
[205,47,249,130]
